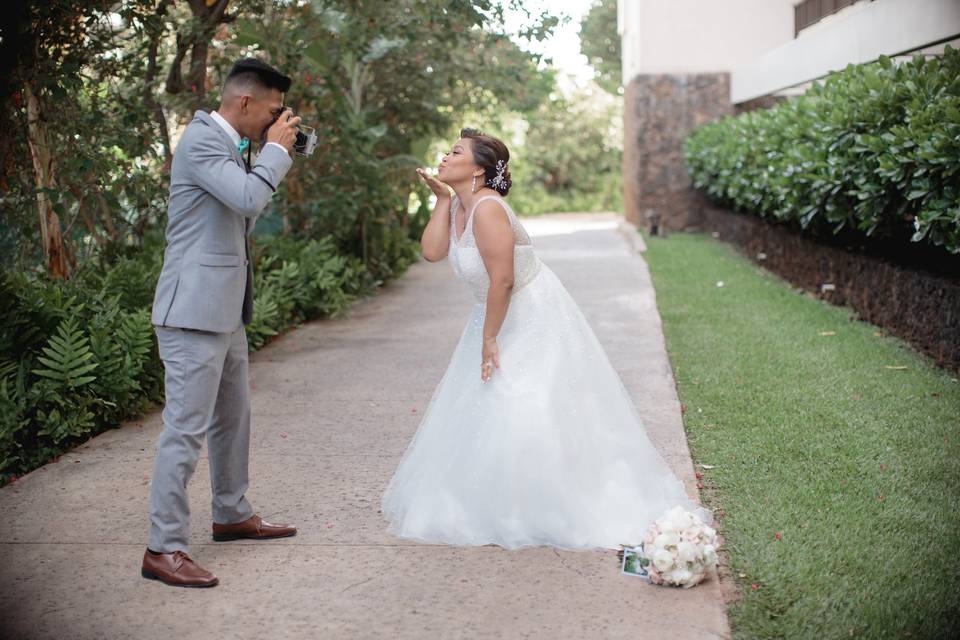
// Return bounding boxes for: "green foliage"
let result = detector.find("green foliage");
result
[684,47,960,254]
[579,0,621,95]
[1,0,559,483]
[246,235,377,350]
[33,317,99,389]
[2,0,560,275]
[645,232,960,639]
[510,90,623,214]
[1,0,175,269]
[0,233,395,483]
[510,171,623,216]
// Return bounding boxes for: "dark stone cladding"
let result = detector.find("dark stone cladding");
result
[734,94,786,115]
[622,72,732,231]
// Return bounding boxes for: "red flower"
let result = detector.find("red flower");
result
[774,532,782,541]
[751,583,760,590]
[695,471,703,480]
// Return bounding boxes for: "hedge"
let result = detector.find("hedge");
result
[684,46,960,254]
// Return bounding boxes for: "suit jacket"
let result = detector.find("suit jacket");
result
[151,110,292,333]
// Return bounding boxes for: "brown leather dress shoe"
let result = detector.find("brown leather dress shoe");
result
[212,514,297,541]
[141,549,219,588]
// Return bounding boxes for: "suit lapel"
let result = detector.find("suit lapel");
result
[195,110,247,171]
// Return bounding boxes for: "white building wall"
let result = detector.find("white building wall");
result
[731,0,960,103]
[618,0,795,82]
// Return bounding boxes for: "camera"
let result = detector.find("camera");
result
[273,107,318,157]
[293,125,318,157]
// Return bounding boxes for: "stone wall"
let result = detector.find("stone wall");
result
[734,94,786,115]
[622,73,732,232]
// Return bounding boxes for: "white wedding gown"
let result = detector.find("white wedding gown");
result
[381,195,711,550]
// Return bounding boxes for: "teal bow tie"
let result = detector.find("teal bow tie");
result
[237,137,250,154]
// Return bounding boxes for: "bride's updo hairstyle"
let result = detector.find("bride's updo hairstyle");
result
[460,127,512,196]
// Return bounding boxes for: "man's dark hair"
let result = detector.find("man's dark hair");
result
[225,58,291,93]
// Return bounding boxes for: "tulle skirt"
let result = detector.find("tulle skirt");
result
[381,265,710,550]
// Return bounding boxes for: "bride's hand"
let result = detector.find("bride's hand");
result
[417,168,450,200]
[481,338,500,383]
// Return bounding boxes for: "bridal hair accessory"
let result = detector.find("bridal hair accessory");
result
[620,506,719,588]
[489,159,508,190]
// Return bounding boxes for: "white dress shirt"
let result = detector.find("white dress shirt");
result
[211,110,287,157]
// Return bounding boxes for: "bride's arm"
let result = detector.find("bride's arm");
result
[474,200,516,382]
[417,169,453,262]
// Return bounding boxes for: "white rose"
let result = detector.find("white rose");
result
[654,531,681,548]
[677,541,698,563]
[704,545,718,565]
[656,517,676,533]
[683,572,705,588]
[652,548,675,571]
[665,567,693,586]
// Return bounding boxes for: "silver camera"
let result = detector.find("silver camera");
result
[273,107,317,157]
[293,125,318,157]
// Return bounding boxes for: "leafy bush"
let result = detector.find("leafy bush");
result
[684,46,960,253]
[510,171,624,216]
[0,231,414,483]
[0,270,165,476]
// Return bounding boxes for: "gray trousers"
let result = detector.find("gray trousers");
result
[148,326,254,553]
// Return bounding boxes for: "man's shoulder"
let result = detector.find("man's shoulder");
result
[182,111,216,140]
[178,111,227,155]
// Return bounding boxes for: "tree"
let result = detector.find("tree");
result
[579,0,621,95]
[521,89,621,193]
[0,0,560,278]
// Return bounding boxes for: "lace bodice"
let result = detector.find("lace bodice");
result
[448,195,542,303]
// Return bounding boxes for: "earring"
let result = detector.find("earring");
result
[471,175,476,193]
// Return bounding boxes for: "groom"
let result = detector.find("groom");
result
[143,58,302,588]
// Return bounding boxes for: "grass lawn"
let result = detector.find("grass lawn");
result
[643,232,960,639]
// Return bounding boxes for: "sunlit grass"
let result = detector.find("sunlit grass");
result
[644,232,960,639]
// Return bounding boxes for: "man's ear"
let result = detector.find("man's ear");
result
[239,95,251,114]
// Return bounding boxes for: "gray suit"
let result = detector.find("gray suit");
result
[148,110,292,553]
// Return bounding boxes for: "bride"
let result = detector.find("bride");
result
[381,128,711,550]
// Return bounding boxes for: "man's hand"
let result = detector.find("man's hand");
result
[266,110,302,153]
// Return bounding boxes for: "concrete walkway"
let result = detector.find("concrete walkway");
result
[0,214,729,639]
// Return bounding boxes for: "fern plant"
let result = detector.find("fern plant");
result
[0,359,29,474]
[33,318,98,389]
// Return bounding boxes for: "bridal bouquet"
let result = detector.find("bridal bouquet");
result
[628,506,719,588]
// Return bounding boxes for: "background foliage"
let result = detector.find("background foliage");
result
[0,0,576,482]
[578,0,621,96]
[684,47,960,255]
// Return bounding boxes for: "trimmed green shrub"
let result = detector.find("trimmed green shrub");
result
[684,46,960,254]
